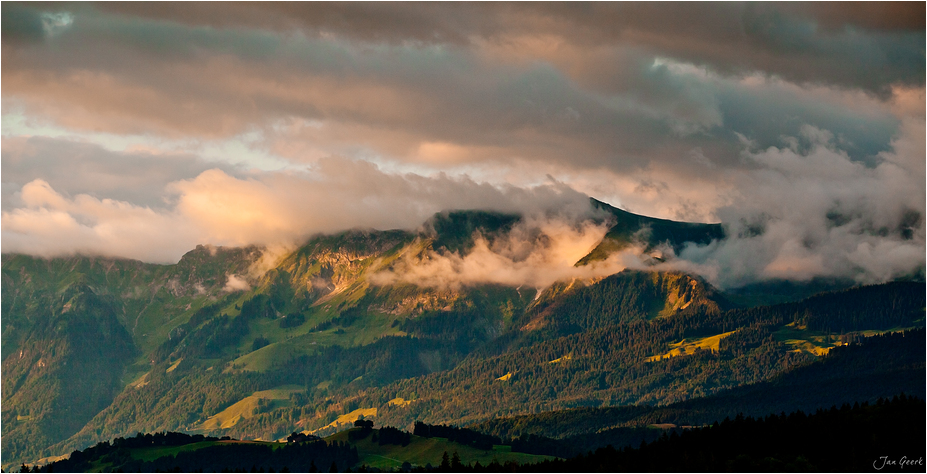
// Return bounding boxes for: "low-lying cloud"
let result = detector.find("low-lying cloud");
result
[664,117,925,288]
[371,216,650,291]
[0,156,591,263]
[366,113,924,291]
[223,274,251,292]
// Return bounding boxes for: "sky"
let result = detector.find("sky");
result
[2,2,924,288]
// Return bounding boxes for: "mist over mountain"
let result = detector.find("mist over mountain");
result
[4,192,923,291]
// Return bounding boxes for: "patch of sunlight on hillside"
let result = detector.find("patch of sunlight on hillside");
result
[549,355,572,364]
[166,358,183,373]
[26,454,68,469]
[773,323,845,356]
[310,408,378,434]
[313,273,371,309]
[496,372,513,381]
[198,386,303,431]
[774,322,921,356]
[128,372,150,389]
[388,397,412,407]
[785,340,835,356]
[647,331,737,362]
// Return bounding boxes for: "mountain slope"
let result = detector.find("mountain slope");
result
[216,282,922,444]
[1,201,921,468]
[469,328,926,445]
[1,284,136,463]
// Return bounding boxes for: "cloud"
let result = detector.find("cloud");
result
[2,121,921,288]
[1,136,232,211]
[223,274,251,292]
[2,2,916,176]
[0,3,46,45]
[167,157,593,243]
[76,2,925,93]
[1,3,922,291]
[1,179,199,262]
[248,243,296,279]
[371,215,650,291]
[664,117,925,288]
[0,157,592,263]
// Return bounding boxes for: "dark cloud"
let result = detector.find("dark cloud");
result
[714,77,900,164]
[3,4,903,176]
[780,2,926,32]
[66,2,925,93]
[91,2,506,45]
[734,3,924,95]
[1,3,46,45]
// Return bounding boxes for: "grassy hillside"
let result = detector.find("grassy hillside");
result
[197,386,303,431]
[321,282,922,432]
[646,330,737,362]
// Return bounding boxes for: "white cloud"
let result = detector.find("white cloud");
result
[664,117,925,288]
[223,274,251,292]
[371,215,650,290]
[1,158,592,263]
[2,179,199,262]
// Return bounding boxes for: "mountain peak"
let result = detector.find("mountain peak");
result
[424,210,522,254]
[580,198,725,264]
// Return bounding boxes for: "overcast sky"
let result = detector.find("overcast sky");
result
[2,2,924,286]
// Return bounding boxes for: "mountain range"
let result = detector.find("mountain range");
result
[2,198,923,469]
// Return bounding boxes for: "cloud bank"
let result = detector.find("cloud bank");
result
[1,157,590,263]
[1,2,923,289]
[666,109,925,288]
[372,216,650,291]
